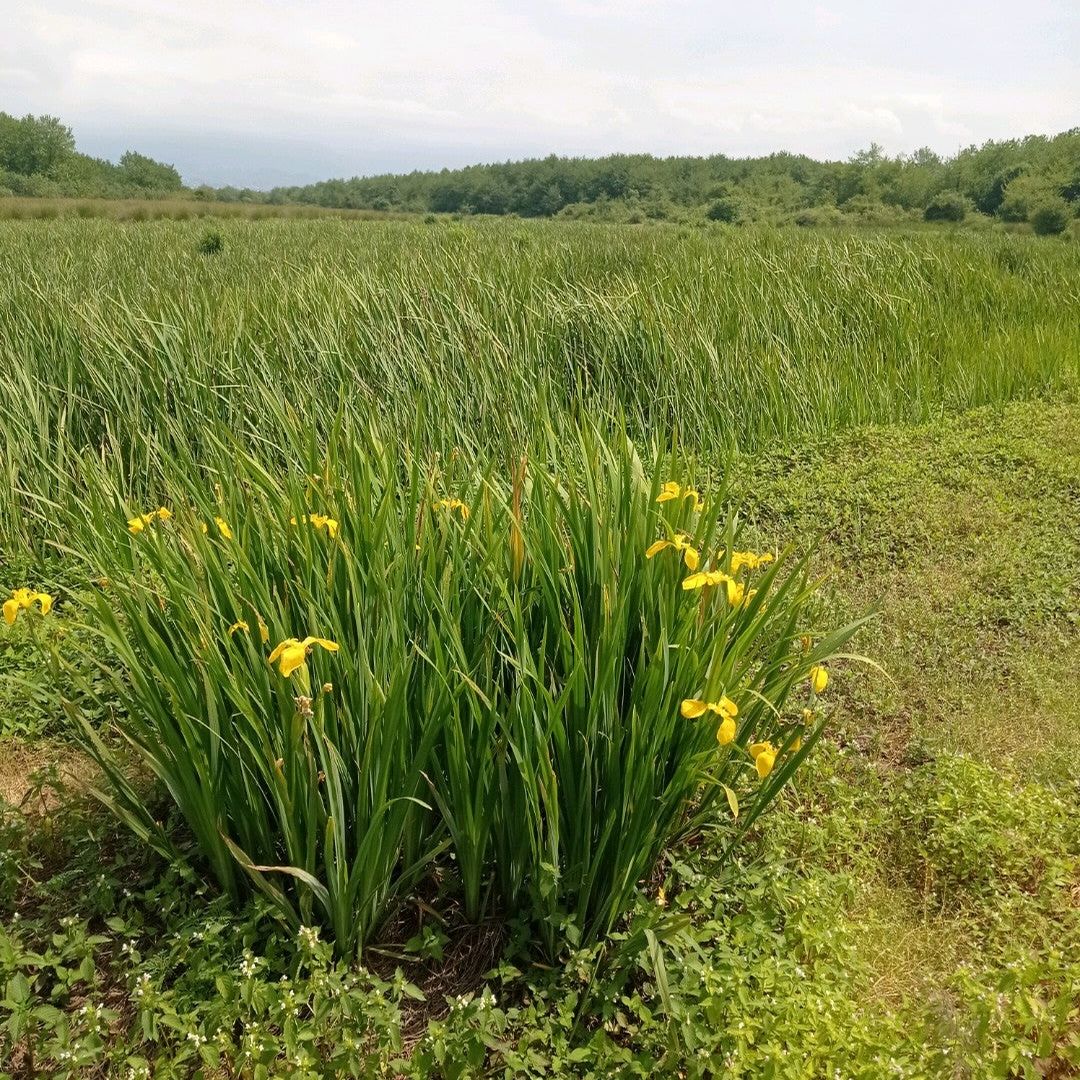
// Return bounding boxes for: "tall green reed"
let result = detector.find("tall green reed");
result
[1,218,1077,548]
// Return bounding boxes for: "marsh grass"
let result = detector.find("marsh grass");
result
[0,196,401,222]
[1,218,1077,547]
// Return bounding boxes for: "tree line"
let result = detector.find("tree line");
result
[3,111,1077,232]
[254,132,1079,232]
[0,113,182,199]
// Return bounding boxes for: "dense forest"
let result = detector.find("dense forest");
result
[259,131,1080,232]
[3,111,1078,232]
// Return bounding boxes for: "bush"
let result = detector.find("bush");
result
[1030,198,1070,236]
[65,424,858,959]
[705,197,739,223]
[792,206,843,228]
[923,192,969,223]
[197,227,224,255]
[996,173,1056,223]
[838,196,917,227]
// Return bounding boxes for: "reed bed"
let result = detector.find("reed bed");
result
[1,217,1077,546]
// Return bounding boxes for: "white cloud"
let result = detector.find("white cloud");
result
[1,0,1076,185]
[814,5,843,28]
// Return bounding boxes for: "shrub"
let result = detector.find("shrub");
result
[923,192,968,223]
[792,206,843,228]
[197,227,224,255]
[705,197,739,223]
[1030,198,1070,236]
[836,197,916,227]
[996,173,1055,223]
[64,423,859,959]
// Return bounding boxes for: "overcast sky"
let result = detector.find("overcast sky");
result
[3,1,1077,188]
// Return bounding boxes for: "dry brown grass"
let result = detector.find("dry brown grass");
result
[0,196,407,222]
[0,739,97,813]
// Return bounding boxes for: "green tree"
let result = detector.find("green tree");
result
[998,173,1052,222]
[118,151,182,190]
[0,113,75,177]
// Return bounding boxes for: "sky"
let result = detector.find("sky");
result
[2,0,1078,189]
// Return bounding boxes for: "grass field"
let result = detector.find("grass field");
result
[1,217,1078,1077]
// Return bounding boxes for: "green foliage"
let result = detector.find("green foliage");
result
[0,604,63,740]
[4,739,1076,1076]
[838,195,919,226]
[997,172,1050,222]
[895,754,1079,908]
[1030,197,1071,236]
[704,196,739,223]
[923,190,969,222]
[0,558,109,740]
[4,112,1079,226]
[0,112,182,199]
[58,423,855,957]
[196,226,224,254]
[119,151,183,191]
[792,205,843,227]
[4,398,1080,1074]
[250,128,1080,223]
[0,113,75,178]
[1,219,1078,548]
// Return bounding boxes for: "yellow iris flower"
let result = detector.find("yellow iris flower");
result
[268,636,340,678]
[646,533,700,571]
[3,588,53,626]
[682,570,745,605]
[810,665,829,693]
[291,514,339,539]
[231,619,269,642]
[434,498,470,521]
[656,481,704,512]
[749,741,777,779]
[682,569,726,590]
[730,551,774,574]
[127,507,172,534]
[681,697,739,745]
[200,517,234,539]
[680,696,738,720]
